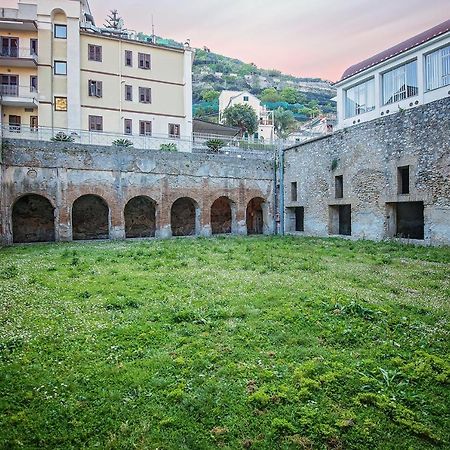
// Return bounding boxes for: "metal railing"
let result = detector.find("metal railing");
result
[0,47,37,60]
[0,84,38,99]
[0,124,281,153]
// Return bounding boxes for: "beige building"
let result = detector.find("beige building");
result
[0,0,193,149]
[218,90,274,142]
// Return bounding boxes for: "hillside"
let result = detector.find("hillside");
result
[192,48,337,123]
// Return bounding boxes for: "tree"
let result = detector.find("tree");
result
[274,107,297,138]
[280,87,300,104]
[104,10,124,30]
[260,88,282,103]
[223,104,258,135]
[201,90,220,102]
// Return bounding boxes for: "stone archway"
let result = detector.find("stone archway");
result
[124,196,156,238]
[211,196,233,234]
[171,197,199,237]
[72,195,109,240]
[12,194,55,243]
[246,197,265,235]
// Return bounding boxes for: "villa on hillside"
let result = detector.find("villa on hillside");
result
[218,90,275,142]
[335,19,450,129]
[0,0,194,148]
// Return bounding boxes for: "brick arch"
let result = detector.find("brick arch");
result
[211,196,235,235]
[12,194,56,244]
[171,197,200,237]
[246,197,266,235]
[124,196,157,238]
[72,194,109,241]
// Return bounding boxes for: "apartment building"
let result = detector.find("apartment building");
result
[0,0,193,145]
[335,19,450,129]
[218,90,274,142]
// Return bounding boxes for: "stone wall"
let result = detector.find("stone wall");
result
[0,140,275,244]
[283,97,450,246]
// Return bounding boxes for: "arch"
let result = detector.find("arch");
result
[72,195,109,241]
[211,196,233,235]
[12,194,55,244]
[124,196,156,238]
[246,197,265,235]
[171,197,199,237]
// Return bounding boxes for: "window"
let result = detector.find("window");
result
[88,80,103,97]
[243,96,249,102]
[139,120,152,136]
[88,44,102,62]
[30,39,38,56]
[124,119,132,135]
[125,50,133,67]
[54,61,67,75]
[294,207,304,232]
[138,52,151,69]
[345,78,375,118]
[382,60,418,105]
[125,85,133,101]
[291,182,298,202]
[139,87,151,103]
[1,37,18,57]
[30,116,38,132]
[89,115,103,131]
[54,24,67,39]
[398,166,410,195]
[9,115,21,132]
[54,96,67,111]
[169,123,180,138]
[426,45,450,91]
[30,75,38,92]
[335,175,343,199]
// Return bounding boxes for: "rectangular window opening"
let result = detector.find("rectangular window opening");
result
[335,175,343,199]
[139,87,151,103]
[88,80,103,97]
[124,118,132,135]
[398,166,410,195]
[425,44,450,91]
[89,115,103,132]
[54,60,67,75]
[382,60,418,105]
[54,24,67,39]
[169,123,180,138]
[139,120,152,136]
[291,182,298,202]
[125,85,133,101]
[88,44,102,62]
[344,78,375,118]
[125,50,133,67]
[138,52,151,69]
[389,201,424,240]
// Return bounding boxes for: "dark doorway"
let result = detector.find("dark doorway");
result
[72,195,109,240]
[294,207,304,232]
[12,194,55,243]
[246,197,265,235]
[329,204,351,236]
[171,197,198,237]
[124,196,156,238]
[396,201,424,239]
[211,197,232,234]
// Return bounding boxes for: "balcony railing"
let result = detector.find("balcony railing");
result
[0,47,37,60]
[0,84,38,99]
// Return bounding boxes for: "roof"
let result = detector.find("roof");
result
[193,119,240,137]
[340,19,450,82]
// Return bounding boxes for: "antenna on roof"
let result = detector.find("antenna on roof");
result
[151,14,156,43]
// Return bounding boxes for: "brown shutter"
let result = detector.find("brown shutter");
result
[97,81,102,97]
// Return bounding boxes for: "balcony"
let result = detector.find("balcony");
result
[0,47,37,67]
[0,85,38,107]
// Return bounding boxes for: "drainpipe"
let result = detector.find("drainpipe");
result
[279,143,285,235]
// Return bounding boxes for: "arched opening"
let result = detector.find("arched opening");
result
[246,197,265,235]
[124,196,156,238]
[171,197,198,237]
[72,195,109,241]
[12,194,55,243]
[211,197,233,234]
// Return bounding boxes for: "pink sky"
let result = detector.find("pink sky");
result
[4,0,449,81]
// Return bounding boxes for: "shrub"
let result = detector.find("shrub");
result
[160,143,177,152]
[206,139,226,152]
[112,138,133,147]
[51,132,74,142]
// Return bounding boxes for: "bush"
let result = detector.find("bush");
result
[112,138,133,147]
[51,132,74,142]
[206,139,226,152]
[160,143,177,152]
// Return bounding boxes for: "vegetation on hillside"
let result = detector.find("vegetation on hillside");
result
[1,237,449,449]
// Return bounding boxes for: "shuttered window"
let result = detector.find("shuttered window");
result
[169,123,180,138]
[89,115,103,131]
[139,121,152,136]
[124,119,132,135]
[88,80,103,97]
[125,50,133,67]
[138,53,151,69]
[139,87,151,103]
[88,44,102,62]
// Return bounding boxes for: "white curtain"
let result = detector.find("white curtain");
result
[345,78,375,118]
[427,45,450,91]
[383,61,418,105]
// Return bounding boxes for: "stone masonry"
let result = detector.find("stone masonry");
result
[283,97,450,246]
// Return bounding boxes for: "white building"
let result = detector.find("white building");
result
[335,20,450,129]
[218,90,274,142]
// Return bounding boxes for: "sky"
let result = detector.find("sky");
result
[5,0,450,81]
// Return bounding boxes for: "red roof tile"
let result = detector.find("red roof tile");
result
[340,19,450,82]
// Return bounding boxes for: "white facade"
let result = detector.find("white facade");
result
[335,21,450,130]
[218,90,274,142]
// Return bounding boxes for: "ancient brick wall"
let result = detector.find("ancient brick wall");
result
[283,97,450,246]
[0,140,275,244]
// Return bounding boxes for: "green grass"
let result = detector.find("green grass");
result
[0,236,449,449]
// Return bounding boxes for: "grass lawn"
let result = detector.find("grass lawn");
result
[0,236,449,449]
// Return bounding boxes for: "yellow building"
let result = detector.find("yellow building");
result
[0,0,193,148]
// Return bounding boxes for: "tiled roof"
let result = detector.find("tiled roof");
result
[340,19,450,82]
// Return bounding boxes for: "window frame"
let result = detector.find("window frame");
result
[169,123,181,139]
[30,75,38,92]
[344,77,375,119]
[139,86,152,104]
[124,118,133,135]
[139,120,152,136]
[88,79,103,98]
[30,38,38,56]
[425,44,450,92]
[124,84,133,101]
[88,44,102,62]
[54,24,67,39]
[54,60,67,75]
[138,52,151,70]
[382,59,418,105]
[125,50,133,67]
[88,115,103,132]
